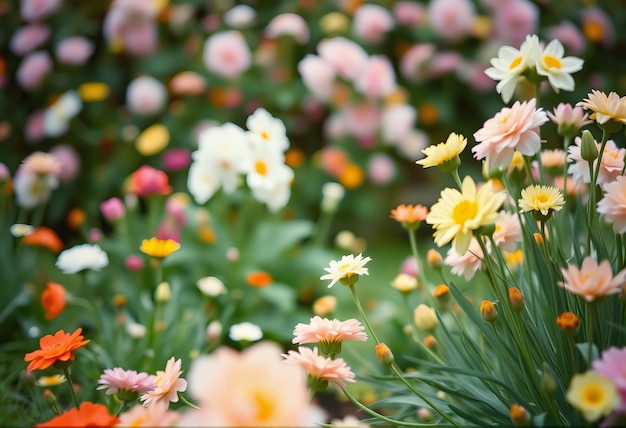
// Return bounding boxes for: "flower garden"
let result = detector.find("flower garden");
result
[2,0,626,426]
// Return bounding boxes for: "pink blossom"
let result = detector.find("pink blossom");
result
[393,2,426,26]
[567,138,625,185]
[168,71,206,96]
[343,103,380,138]
[597,176,626,234]
[283,346,355,389]
[354,55,396,98]
[265,13,309,44]
[16,51,52,91]
[492,0,539,47]
[352,4,394,44]
[25,109,46,142]
[203,31,251,79]
[118,403,179,427]
[89,228,103,243]
[126,75,167,116]
[472,98,549,170]
[559,257,626,302]
[49,144,80,182]
[101,197,125,222]
[427,0,476,42]
[492,211,521,252]
[317,37,368,81]
[55,36,94,65]
[125,254,143,271]
[593,347,626,405]
[141,357,188,408]
[21,0,61,22]
[400,43,436,81]
[381,104,416,144]
[431,51,463,76]
[547,103,592,134]
[0,163,9,181]
[547,21,586,55]
[298,55,336,101]
[104,0,158,56]
[293,317,367,347]
[581,7,615,47]
[162,148,192,171]
[445,238,486,281]
[10,24,51,56]
[127,165,172,197]
[367,153,396,185]
[97,367,156,395]
[319,146,349,176]
[401,255,419,277]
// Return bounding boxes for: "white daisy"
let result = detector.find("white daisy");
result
[321,253,371,288]
[56,243,109,274]
[229,322,263,342]
[535,39,584,93]
[246,107,289,153]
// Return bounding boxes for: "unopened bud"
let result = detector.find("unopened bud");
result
[533,232,543,246]
[391,273,418,293]
[426,249,443,271]
[542,368,557,394]
[312,295,337,316]
[375,343,394,366]
[155,282,171,303]
[417,407,434,423]
[580,130,598,162]
[43,389,57,406]
[480,300,498,323]
[423,335,437,348]
[510,404,531,426]
[556,311,580,332]
[414,304,438,331]
[432,284,450,303]
[508,288,525,312]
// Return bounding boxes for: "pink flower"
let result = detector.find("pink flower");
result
[352,4,394,44]
[547,21,586,55]
[431,51,463,76]
[104,0,158,56]
[492,0,539,47]
[400,43,436,82]
[598,176,626,234]
[97,367,156,395]
[10,24,51,56]
[17,51,52,91]
[55,36,94,65]
[380,104,417,144]
[401,255,419,277]
[283,346,355,389]
[125,254,143,271]
[203,31,251,79]
[547,103,591,135]
[126,75,167,116]
[343,103,380,138]
[354,55,396,98]
[293,317,367,351]
[161,148,192,171]
[21,0,61,22]
[21,151,61,176]
[559,256,626,302]
[25,110,45,142]
[445,238,485,281]
[180,342,323,426]
[472,98,549,170]
[367,153,396,185]
[317,37,368,81]
[141,357,188,408]
[393,2,425,26]
[567,138,625,185]
[101,197,125,222]
[49,144,80,182]
[168,71,206,96]
[593,347,626,405]
[492,211,521,253]
[127,165,172,197]
[118,403,179,427]
[427,0,475,42]
[265,13,309,44]
[581,7,615,47]
[297,55,336,101]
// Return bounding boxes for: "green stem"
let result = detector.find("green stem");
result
[451,169,462,189]
[348,284,381,345]
[114,400,126,417]
[407,228,426,288]
[180,394,200,410]
[63,367,80,408]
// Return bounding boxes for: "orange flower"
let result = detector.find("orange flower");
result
[246,271,273,287]
[23,226,63,253]
[67,208,86,229]
[24,328,90,371]
[35,402,119,427]
[41,282,66,320]
[390,204,428,228]
[557,312,580,331]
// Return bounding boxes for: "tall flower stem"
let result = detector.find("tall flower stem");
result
[63,367,80,408]
[341,388,431,427]
[407,228,426,287]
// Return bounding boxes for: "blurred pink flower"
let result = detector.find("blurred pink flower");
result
[97,367,156,395]
[128,165,172,197]
[49,144,80,182]
[367,153,396,185]
[0,163,9,181]
[473,98,549,170]
[118,403,179,427]
[380,104,416,145]
[354,55,396,98]
[400,255,419,277]
[223,4,256,28]
[126,75,167,116]
[168,71,206,96]
[431,52,463,76]
[458,61,497,92]
[559,257,626,302]
[104,0,157,56]
[317,37,368,81]
[16,51,52,91]
[10,24,50,56]
[180,342,323,426]
[597,176,626,234]
[283,346,355,390]
[293,316,367,347]
[352,4,394,44]
[492,211,521,252]
[445,238,486,281]
[393,2,425,26]
[567,138,625,185]
[141,357,188,408]
[400,43,435,81]
[298,55,336,101]
[21,0,61,22]
[55,36,94,65]
[25,109,46,142]
[265,13,309,44]
[101,197,125,222]
[593,347,626,405]
[427,0,475,41]
[203,31,251,79]
[319,146,349,176]
[547,21,586,55]
[343,103,380,138]
[125,255,144,271]
[492,0,539,47]
[581,7,615,46]
[21,151,61,176]
[162,148,192,171]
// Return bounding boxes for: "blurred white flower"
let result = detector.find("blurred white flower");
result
[196,276,226,297]
[56,243,108,274]
[43,91,82,137]
[229,322,263,342]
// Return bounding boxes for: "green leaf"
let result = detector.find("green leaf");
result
[247,220,314,263]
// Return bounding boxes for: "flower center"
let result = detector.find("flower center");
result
[543,55,562,69]
[509,56,523,69]
[254,392,274,420]
[260,130,270,140]
[582,385,605,405]
[255,161,268,176]
[452,200,478,225]
[535,194,549,204]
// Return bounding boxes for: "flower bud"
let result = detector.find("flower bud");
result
[423,335,437,349]
[375,343,394,366]
[533,232,543,246]
[508,288,525,312]
[433,284,450,303]
[43,389,57,407]
[313,295,337,316]
[321,182,345,213]
[580,130,598,162]
[391,273,418,293]
[426,248,443,271]
[417,407,434,423]
[556,311,580,332]
[480,300,498,323]
[206,320,223,341]
[510,404,531,426]
[155,282,171,303]
[414,304,438,331]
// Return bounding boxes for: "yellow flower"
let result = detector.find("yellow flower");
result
[577,90,626,126]
[136,124,170,156]
[566,371,619,422]
[414,304,438,331]
[416,132,467,169]
[518,185,565,217]
[140,238,180,259]
[78,82,109,102]
[426,176,506,255]
[36,374,66,387]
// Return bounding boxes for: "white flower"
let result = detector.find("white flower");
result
[196,276,226,297]
[43,91,82,137]
[126,322,147,339]
[321,182,345,213]
[250,163,294,212]
[246,108,289,153]
[56,243,108,274]
[535,39,583,93]
[321,253,372,288]
[10,223,34,237]
[223,4,256,28]
[13,169,59,209]
[228,322,263,342]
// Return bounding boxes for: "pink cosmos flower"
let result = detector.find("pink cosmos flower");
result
[101,197,125,222]
[16,51,52,91]
[180,342,323,426]
[400,43,436,82]
[265,13,309,44]
[367,153,396,185]
[393,2,425,26]
[427,0,475,42]
[317,37,368,81]
[445,238,486,281]
[559,257,626,302]
[49,144,80,182]
[472,98,549,170]
[354,55,396,98]
[10,24,51,56]
[283,346,355,389]
[547,103,592,135]
[118,403,179,427]
[21,0,61,22]
[597,176,626,234]
[352,4,394,44]
[492,211,521,253]
[141,357,188,408]
[567,138,625,185]
[593,347,626,405]
[126,75,167,116]
[297,55,336,101]
[547,21,586,55]
[203,31,251,79]
[293,316,367,348]
[97,367,156,395]
[55,37,94,65]
[492,0,539,47]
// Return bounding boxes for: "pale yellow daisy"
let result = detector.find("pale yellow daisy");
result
[518,185,565,217]
[577,90,626,125]
[566,371,619,422]
[320,253,371,288]
[415,132,467,169]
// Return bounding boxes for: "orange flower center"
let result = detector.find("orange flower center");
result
[543,55,562,69]
[582,385,605,405]
[452,200,477,225]
[509,56,522,69]
[255,161,268,176]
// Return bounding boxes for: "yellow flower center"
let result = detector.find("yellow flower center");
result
[254,392,274,421]
[452,200,478,225]
[582,385,605,406]
[255,161,268,176]
[260,130,270,140]
[509,56,523,69]
[544,55,562,69]
[535,194,549,204]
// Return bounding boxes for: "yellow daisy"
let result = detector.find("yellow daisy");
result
[140,237,181,259]
[426,176,506,255]
[566,371,619,422]
[415,132,467,170]
[518,185,565,218]
[577,90,626,126]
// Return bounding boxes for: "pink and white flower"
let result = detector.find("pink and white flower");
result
[97,368,156,395]
[126,75,167,116]
[352,4,394,44]
[283,346,355,389]
[141,357,188,408]
[597,176,626,234]
[317,37,368,81]
[559,257,626,302]
[354,55,397,98]
[203,31,251,79]
[265,13,309,44]
[427,0,475,42]
[293,317,367,347]
[567,137,625,185]
[444,238,486,281]
[298,55,336,101]
[593,347,626,405]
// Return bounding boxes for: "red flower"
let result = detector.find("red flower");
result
[23,226,63,253]
[127,165,172,197]
[24,328,90,371]
[41,282,66,320]
[35,402,120,427]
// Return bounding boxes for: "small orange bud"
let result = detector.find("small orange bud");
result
[533,232,543,246]
[375,343,394,366]
[246,271,273,287]
[508,288,525,312]
[113,294,127,308]
[433,284,450,301]
[556,311,579,331]
[313,295,337,316]
[510,404,530,426]
[423,335,437,348]
[480,300,498,323]
[426,249,443,270]
[67,208,86,229]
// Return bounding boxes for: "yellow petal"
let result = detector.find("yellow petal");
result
[136,124,169,156]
